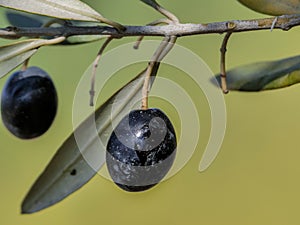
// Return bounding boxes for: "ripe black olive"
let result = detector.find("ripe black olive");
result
[106,108,177,192]
[1,66,58,139]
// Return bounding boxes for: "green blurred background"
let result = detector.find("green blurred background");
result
[0,0,299,224]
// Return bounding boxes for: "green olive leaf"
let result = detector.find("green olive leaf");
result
[213,55,300,91]
[0,0,105,22]
[0,37,65,78]
[0,49,37,77]
[0,40,42,76]
[21,63,160,214]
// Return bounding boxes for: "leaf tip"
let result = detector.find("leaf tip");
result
[21,189,57,214]
[21,198,43,214]
[198,162,209,172]
[21,203,36,215]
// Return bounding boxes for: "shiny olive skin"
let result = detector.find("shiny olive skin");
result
[106,108,177,192]
[1,67,58,139]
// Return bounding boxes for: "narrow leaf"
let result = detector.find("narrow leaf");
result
[21,63,160,214]
[0,37,65,78]
[140,0,159,8]
[237,0,300,16]
[0,0,105,22]
[213,55,300,91]
[0,49,37,77]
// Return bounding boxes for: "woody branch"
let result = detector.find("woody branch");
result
[0,14,299,39]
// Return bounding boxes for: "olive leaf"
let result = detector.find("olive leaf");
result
[213,55,300,91]
[0,49,37,78]
[237,0,300,16]
[0,0,105,22]
[0,0,124,30]
[0,37,65,78]
[21,63,160,214]
[6,11,46,27]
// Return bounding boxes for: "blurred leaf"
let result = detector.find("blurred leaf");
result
[0,49,37,77]
[64,35,106,45]
[6,11,46,27]
[237,0,300,16]
[21,63,160,214]
[6,11,106,45]
[0,40,45,78]
[140,0,158,8]
[0,0,105,22]
[213,55,300,91]
[0,38,65,78]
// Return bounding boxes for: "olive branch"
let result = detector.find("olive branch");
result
[0,0,300,214]
[1,14,299,38]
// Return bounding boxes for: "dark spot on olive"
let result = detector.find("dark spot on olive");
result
[106,108,177,192]
[1,66,58,139]
[70,169,77,176]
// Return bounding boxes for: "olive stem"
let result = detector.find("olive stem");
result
[21,58,30,71]
[141,36,173,110]
[141,62,155,109]
[89,37,113,106]
[220,32,232,94]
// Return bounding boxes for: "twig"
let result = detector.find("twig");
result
[141,36,176,109]
[0,15,299,39]
[141,38,170,109]
[21,58,30,71]
[220,32,232,94]
[89,37,113,106]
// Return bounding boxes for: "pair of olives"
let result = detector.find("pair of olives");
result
[1,66,176,192]
[106,108,177,192]
[1,67,57,139]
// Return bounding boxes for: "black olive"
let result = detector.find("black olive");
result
[106,108,177,192]
[1,66,58,139]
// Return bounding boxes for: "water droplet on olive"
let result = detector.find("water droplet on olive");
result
[106,108,177,192]
[1,66,58,139]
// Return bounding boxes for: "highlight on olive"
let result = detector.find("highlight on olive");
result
[1,66,58,139]
[106,108,177,192]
